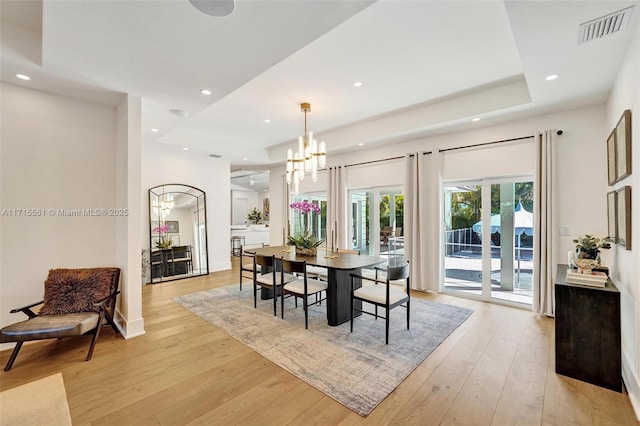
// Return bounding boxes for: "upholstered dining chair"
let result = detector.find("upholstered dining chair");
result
[280,259,328,329]
[0,267,121,371]
[253,254,296,316]
[349,261,410,344]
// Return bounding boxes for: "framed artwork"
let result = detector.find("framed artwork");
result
[615,109,632,182]
[607,191,616,241]
[615,186,631,250]
[263,198,270,221]
[607,129,617,185]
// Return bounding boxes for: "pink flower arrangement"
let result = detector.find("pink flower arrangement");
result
[290,201,321,215]
[153,224,170,234]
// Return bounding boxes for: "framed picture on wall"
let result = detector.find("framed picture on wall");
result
[615,109,632,182]
[615,186,631,250]
[607,129,617,186]
[607,191,616,242]
[263,198,270,221]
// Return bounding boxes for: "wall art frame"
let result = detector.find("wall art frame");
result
[614,109,632,182]
[615,186,631,250]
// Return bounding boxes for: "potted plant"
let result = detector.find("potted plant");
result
[247,207,262,224]
[573,234,611,260]
[288,201,325,255]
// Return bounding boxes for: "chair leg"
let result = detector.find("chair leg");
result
[104,310,120,334]
[350,286,354,333]
[86,312,105,361]
[4,341,24,371]
[304,295,309,329]
[273,286,277,316]
[407,299,410,330]
[385,309,390,345]
[239,269,243,291]
[253,282,258,309]
[281,289,285,319]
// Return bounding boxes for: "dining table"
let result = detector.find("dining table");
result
[247,245,387,326]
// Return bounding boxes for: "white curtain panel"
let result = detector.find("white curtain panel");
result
[282,174,291,245]
[533,130,558,316]
[404,153,435,291]
[327,166,348,249]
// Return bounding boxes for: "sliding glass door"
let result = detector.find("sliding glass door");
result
[443,178,534,307]
[349,186,403,257]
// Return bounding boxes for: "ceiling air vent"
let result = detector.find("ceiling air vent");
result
[579,5,635,44]
[209,154,222,158]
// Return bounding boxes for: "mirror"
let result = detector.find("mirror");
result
[148,184,209,283]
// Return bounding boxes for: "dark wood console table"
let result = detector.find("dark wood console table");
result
[555,264,622,392]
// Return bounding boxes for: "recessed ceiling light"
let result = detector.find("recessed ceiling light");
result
[169,109,189,117]
[243,157,248,161]
[200,89,212,95]
[183,147,189,151]
[358,143,364,146]
[472,117,481,122]
[353,81,363,87]
[264,119,271,123]
[151,128,159,132]
[545,74,558,81]
[16,74,30,81]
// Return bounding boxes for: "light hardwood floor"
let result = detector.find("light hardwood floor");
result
[1,259,638,425]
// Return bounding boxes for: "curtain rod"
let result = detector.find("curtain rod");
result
[438,135,534,153]
[343,151,432,168]
[438,130,564,153]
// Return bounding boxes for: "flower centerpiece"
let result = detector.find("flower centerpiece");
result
[288,201,324,256]
[247,207,262,224]
[153,224,172,249]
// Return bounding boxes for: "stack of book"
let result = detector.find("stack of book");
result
[566,269,609,287]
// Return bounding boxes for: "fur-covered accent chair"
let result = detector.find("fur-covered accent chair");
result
[0,268,121,371]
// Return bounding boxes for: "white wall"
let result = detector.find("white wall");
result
[142,142,231,272]
[231,189,258,225]
[606,22,640,418]
[0,82,119,334]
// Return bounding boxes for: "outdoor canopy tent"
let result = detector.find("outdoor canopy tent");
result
[472,201,533,236]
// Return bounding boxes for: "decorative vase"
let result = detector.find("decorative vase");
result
[296,246,317,256]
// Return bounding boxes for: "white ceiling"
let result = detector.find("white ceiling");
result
[2,0,638,172]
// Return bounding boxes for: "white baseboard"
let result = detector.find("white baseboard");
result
[114,309,146,339]
[622,352,640,421]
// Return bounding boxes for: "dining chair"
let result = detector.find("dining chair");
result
[349,260,410,344]
[239,244,265,290]
[280,259,328,329]
[253,254,296,316]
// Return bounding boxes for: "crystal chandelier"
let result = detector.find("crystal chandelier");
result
[286,102,326,194]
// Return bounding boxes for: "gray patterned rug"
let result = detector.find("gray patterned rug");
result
[174,285,473,417]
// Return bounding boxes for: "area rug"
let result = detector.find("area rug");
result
[174,285,473,417]
[0,373,72,426]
